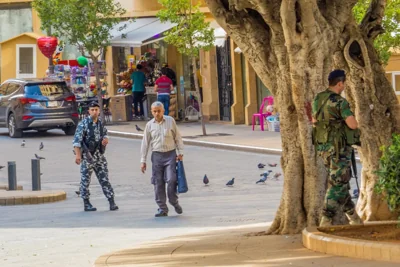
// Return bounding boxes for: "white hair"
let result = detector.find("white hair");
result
[151,101,164,109]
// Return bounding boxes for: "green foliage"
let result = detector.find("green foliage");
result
[157,0,215,57]
[375,134,400,212]
[32,0,126,58]
[353,0,400,64]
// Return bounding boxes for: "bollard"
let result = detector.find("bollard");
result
[7,161,17,190]
[32,159,41,191]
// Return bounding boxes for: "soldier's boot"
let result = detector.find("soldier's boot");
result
[346,211,363,225]
[83,199,97,212]
[108,197,119,211]
[319,215,333,227]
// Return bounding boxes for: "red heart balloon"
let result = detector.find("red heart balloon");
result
[37,37,58,58]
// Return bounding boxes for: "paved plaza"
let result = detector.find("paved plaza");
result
[0,128,284,267]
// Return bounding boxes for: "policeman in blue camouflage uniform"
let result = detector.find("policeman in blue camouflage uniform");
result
[73,102,118,212]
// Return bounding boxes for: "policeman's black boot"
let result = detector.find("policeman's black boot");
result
[83,199,97,212]
[109,197,119,211]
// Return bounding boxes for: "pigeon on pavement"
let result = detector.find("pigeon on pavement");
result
[268,163,278,167]
[0,166,5,170]
[203,175,209,185]
[135,125,143,132]
[273,173,282,180]
[226,178,235,186]
[256,176,268,184]
[352,189,359,199]
[35,154,45,160]
[21,140,26,148]
[39,142,44,150]
[258,163,266,169]
[260,170,273,176]
[75,191,80,196]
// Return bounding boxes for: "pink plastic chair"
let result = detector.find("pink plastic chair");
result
[252,96,274,131]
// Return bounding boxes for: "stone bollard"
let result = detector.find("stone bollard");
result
[7,161,17,190]
[31,159,41,191]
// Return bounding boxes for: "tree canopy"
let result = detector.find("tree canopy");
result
[353,0,400,64]
[32,0,126,58]
[157,0,215,57]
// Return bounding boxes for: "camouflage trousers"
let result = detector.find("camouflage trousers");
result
[318,144,355,218]
[80,151,115,200]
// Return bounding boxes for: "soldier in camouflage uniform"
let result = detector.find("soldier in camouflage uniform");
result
[312,69,362,227]
[73,102,118,212]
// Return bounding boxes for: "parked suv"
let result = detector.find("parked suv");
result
[0,78,79,138]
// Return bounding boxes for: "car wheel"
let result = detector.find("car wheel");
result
[8,114,22,138]
[63,125,76,136]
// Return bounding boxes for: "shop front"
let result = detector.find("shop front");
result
[108,17,199,122]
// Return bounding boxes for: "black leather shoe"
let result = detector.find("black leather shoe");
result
[174,204,183,214]
[155,209,168,217]
[109,198,119,211]
[83,199,97,212]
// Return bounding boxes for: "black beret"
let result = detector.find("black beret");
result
[88,101,100,108]
[328,69,346,81]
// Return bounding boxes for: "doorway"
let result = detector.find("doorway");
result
[216,37,233,121]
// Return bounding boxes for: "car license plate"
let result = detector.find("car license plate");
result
[47,101,58,107]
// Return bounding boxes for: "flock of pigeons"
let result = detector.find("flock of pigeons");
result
[20,140,46,160]
[202,162,282,187]
[0,140,45,173]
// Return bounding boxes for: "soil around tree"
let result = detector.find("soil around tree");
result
[318,223,400,243]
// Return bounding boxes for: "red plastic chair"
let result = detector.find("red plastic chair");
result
[252,96,274,131]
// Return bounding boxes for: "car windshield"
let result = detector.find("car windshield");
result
[25,83,70,97]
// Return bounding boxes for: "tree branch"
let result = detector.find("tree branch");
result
[205,0,279,94]
[360,0,386,40]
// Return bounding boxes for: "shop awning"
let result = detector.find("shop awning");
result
[210,21,228,47]
[110,18,176,47]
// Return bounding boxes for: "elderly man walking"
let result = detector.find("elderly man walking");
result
[140,101,184,217]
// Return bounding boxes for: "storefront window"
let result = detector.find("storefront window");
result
[143,40,168,65]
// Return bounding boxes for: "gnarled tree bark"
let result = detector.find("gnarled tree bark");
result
[205,0,399,234]
[333,0,400,221]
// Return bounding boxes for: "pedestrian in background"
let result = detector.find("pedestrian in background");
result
[131,64,146,119]
[140,101,184,217]
[154,68,173,115]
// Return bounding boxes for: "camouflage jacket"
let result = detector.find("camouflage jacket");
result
[72,116,108,149]
[312,89,354,151]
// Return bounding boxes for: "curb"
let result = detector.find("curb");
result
[108,130,361,162]
[0,184,23,191]
[0,190,67,206]
[302,222,400,263]
[108,130,283,155]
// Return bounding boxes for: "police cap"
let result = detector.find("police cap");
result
[328,69,346,81]
[88,101,100,108]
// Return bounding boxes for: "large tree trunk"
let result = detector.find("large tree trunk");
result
[205,0,399,234]
[333,8,400,221]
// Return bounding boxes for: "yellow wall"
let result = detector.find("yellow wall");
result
[386,54,400,72]
[1,36,48,82]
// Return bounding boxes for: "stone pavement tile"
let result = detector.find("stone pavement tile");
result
[95,225,398,267]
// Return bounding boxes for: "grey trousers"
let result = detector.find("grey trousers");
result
[151,150,178,212]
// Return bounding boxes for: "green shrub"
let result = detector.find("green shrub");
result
[375,134,400,212]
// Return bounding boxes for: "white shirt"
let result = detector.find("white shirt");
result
[140,115,184,163]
